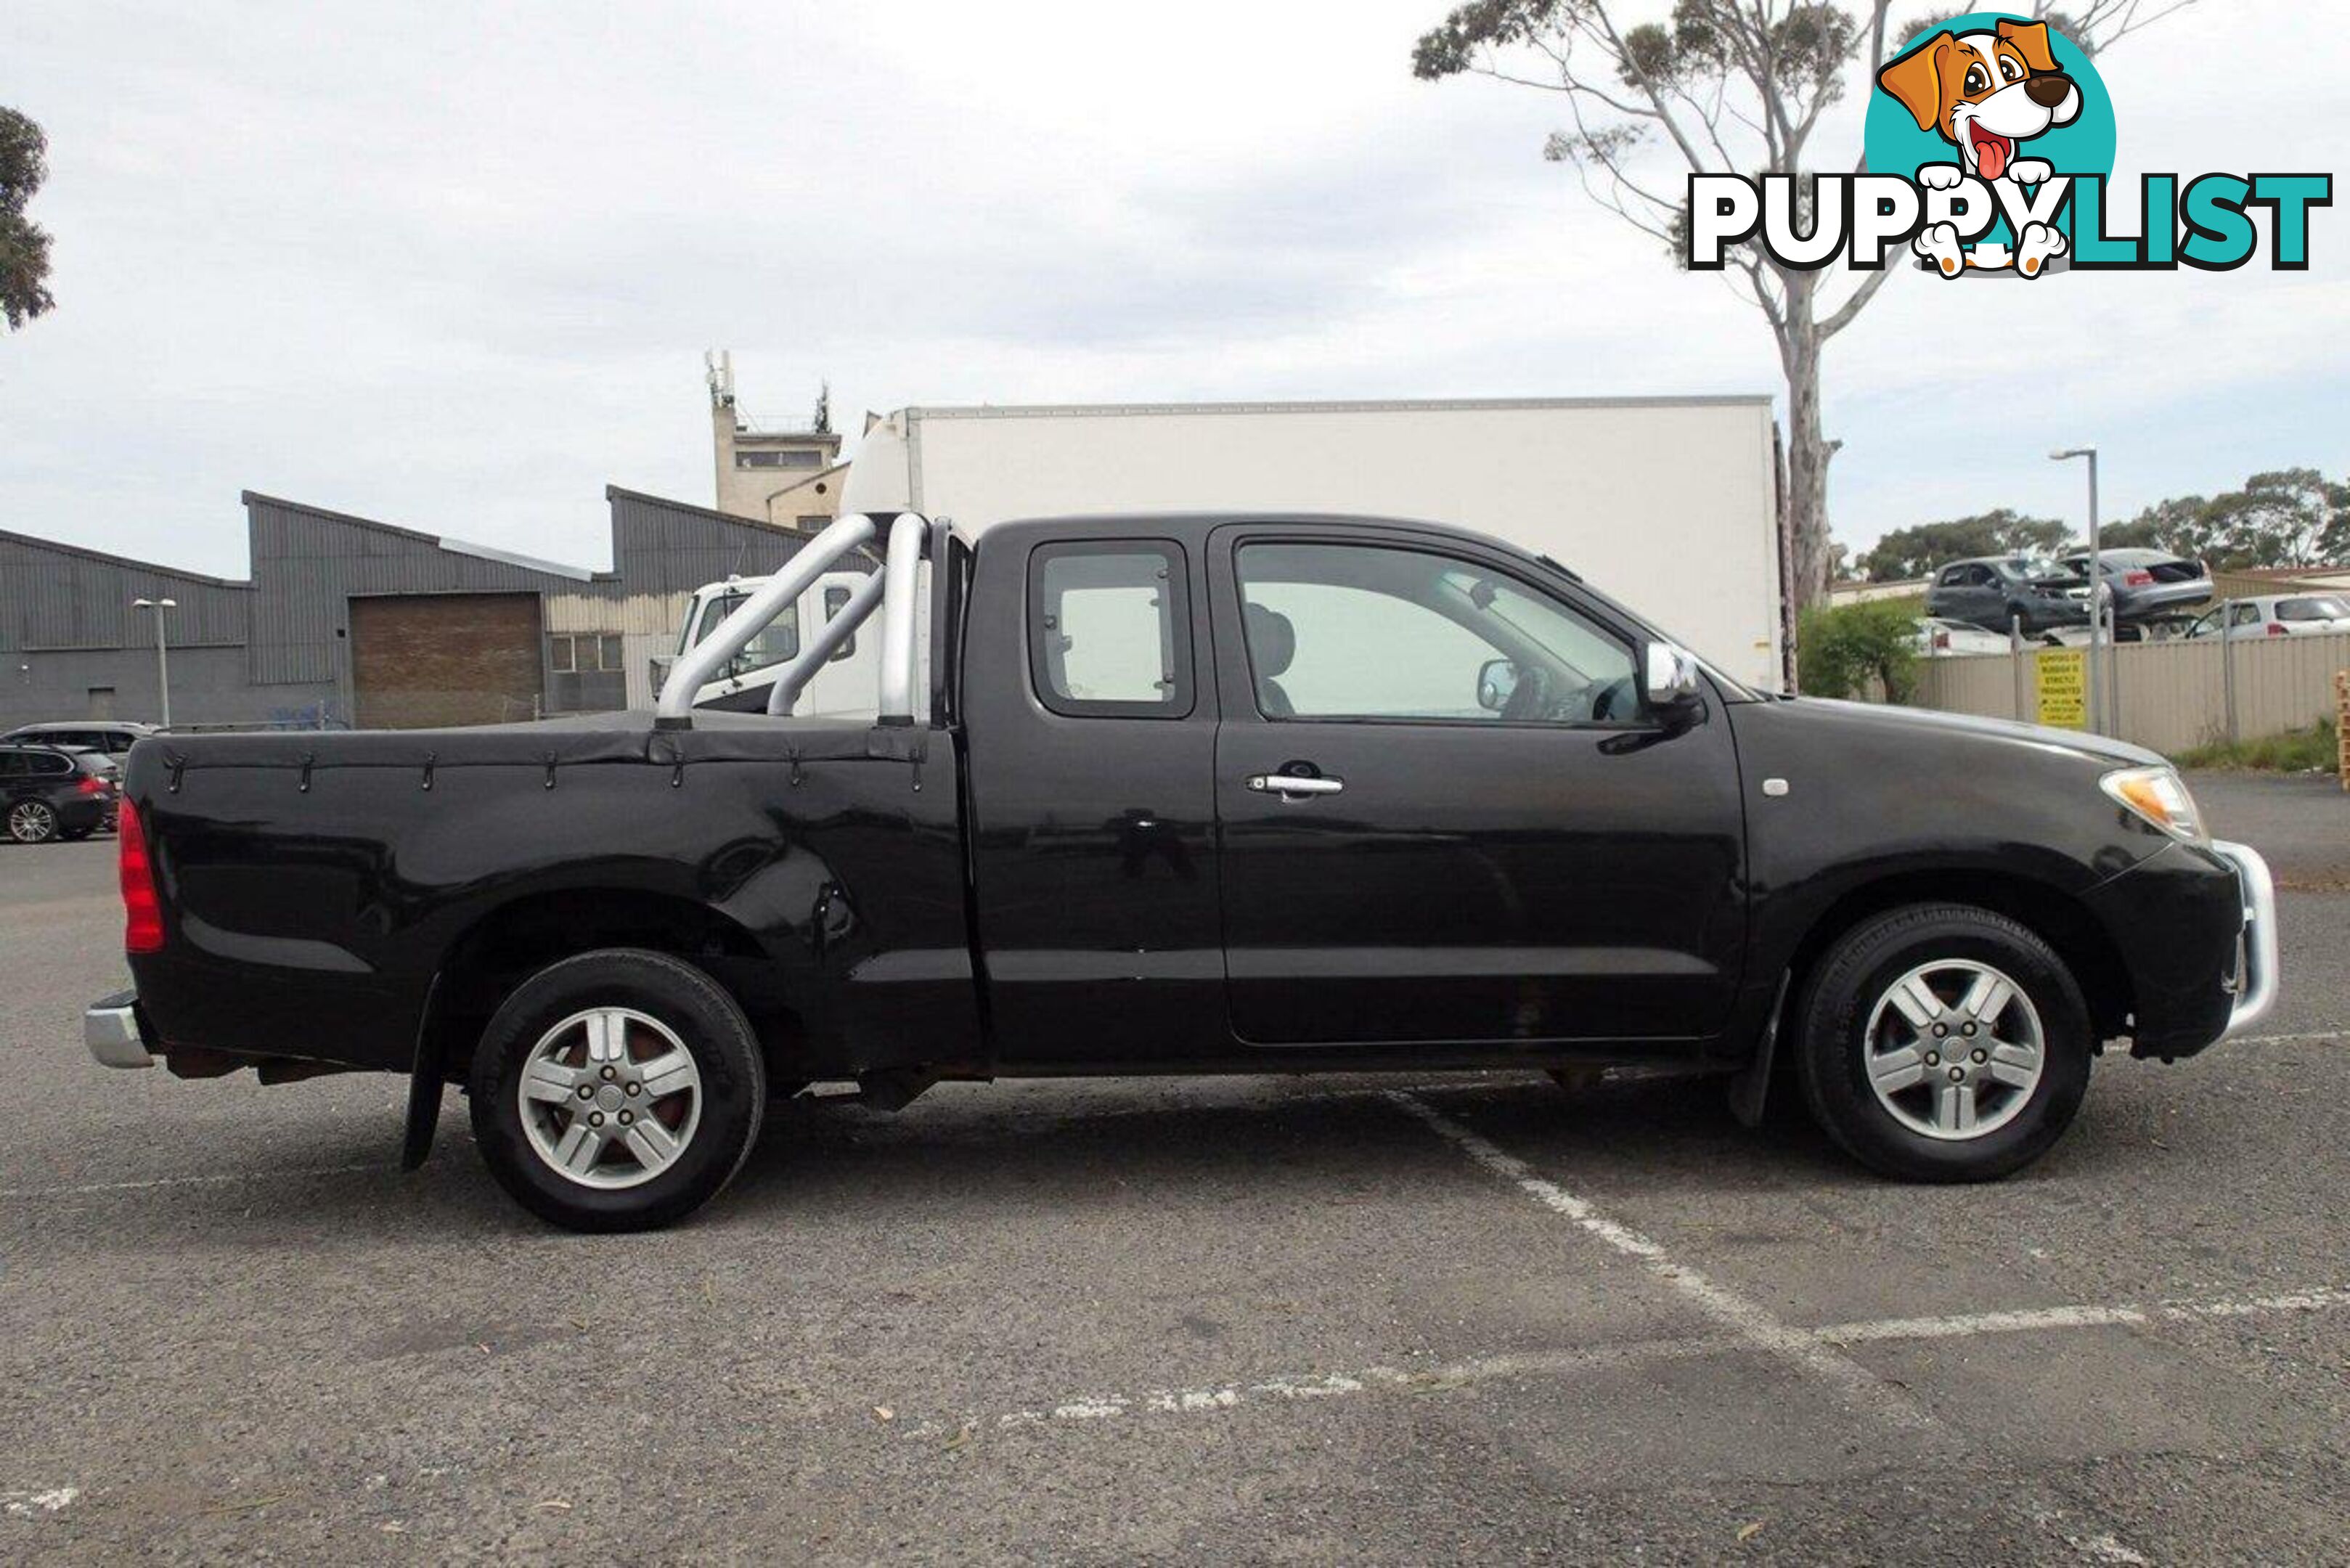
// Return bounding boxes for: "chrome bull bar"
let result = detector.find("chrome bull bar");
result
[2210,839,2279,1037]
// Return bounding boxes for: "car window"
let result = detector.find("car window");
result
[2277,596,2349,621]
[823,584,857,662]
[1236,542,1639,725]
[29,751,72,777]
[1937,565,1967,587]
[1027,541,1192,719]
[2229,603,2260,626]
[0,750,25,779]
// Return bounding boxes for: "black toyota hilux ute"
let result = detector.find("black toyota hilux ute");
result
[84,512,2279,1231]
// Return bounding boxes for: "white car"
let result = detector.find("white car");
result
[2184,594,2350,641]
[1914,616,2023,656]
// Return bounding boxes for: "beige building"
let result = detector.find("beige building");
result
[706,351,846,527]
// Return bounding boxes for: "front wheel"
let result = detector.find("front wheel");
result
[468,949,767,1232]
[1795,904,2091,1182]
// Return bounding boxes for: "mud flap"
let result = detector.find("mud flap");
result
[401,973,447,1171]
[1725,972,1791,1130]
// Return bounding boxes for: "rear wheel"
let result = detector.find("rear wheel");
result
[1795,904,2090,1182]
[7,801,58,844]
[468,948,767,1232]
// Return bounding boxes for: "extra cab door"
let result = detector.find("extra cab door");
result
[1208,524,1747,1051]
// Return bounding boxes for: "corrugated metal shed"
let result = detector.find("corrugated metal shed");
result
[244,493,604,685]
[606,486,832,593]
[0,528,251,653]
[4,489,842,728]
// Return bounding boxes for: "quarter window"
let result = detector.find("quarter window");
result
[1235,542,1641,725]
[1028,542,1192,718]
[824,585,857,662]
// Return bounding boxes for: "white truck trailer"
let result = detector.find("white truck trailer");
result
[839,398,1784,688]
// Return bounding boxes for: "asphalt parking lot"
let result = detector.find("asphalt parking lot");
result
[2,770,2346,1563]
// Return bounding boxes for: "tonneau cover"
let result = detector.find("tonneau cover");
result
[145,710,918,772]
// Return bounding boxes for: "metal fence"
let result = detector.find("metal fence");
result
[1914,630,2349,756]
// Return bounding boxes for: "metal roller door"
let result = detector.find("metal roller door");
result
[348,593,543,730]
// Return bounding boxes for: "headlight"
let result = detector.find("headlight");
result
[2100,765,2206,841]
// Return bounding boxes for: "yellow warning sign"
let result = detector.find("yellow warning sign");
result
[2034,648,2086,730]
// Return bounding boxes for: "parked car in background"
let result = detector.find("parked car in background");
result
[2041,621,2149,647]
[2058,550,2212,624]
[0,721,158,758]
[2185,594,2350,640]
[1,744,116,844]
[1925,556,2092,634]
[1914,616,2024,656]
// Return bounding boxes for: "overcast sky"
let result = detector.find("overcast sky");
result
[5,1,2343,581]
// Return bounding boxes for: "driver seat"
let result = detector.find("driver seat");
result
[1244,603,1297,717]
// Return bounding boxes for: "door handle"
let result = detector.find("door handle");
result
[1247,773,1344,799]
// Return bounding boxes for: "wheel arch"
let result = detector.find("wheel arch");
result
[1779,869,2134,1045]
[415,887,807,1109]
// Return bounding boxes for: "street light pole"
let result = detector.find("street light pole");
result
[132,597,176,727]
[2050,449,2102,733]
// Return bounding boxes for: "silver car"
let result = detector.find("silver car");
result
[2186,593,2350,640]
[2059,550,2213,623]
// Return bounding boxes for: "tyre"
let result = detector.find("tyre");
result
[1794,904,2090,1182]
[468,948,767,1232]
[7,800,59,844]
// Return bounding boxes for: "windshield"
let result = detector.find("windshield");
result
[685,590,801,676]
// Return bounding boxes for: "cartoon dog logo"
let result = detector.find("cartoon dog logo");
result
[1877,19,2083,277]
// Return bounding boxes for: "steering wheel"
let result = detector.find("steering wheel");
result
[1498,663,1557,723]
[1589,674,1636,723]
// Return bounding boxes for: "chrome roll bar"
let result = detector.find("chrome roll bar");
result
[653,511,930,727]
[876,514,926,726]
[767,568,887,716]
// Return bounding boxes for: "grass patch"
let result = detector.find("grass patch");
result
[2174,716,2340,772]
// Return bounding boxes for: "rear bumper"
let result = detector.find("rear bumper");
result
[84,991,155,1069]
[2113,581,2214,621]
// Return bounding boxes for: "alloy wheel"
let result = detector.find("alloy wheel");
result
[7,801,57,844]
[1862,959,2047,1140]
[516,1007,703,1189]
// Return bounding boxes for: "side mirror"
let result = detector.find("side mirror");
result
[1642,642,1702,714]
[1476,658,1519,712]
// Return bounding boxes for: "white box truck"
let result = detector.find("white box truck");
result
[839,397,1785,688]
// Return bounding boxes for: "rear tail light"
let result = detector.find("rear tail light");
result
[119,801,165,954]
[78,775,105,795]
[1933,631,1951,650]
[2124,570,2154,586]
[2267,622,2288,637]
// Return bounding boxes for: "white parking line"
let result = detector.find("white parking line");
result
[1385,1090,1938,1429]
[0,1163,388,1200]
[955,1283,2348,1434]
[1,1486,79,1518]
[2229,1029,2348,1046]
